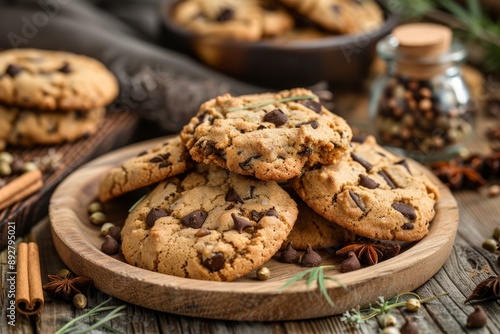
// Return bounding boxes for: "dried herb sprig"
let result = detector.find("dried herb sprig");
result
[280,265,345,307]
[227,95,315,112]
[54,297,126,334]
[341,292,449,328]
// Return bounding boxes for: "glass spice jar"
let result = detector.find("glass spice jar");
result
[370,23,474,161]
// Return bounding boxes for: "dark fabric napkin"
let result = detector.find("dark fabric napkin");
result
[0,0,263,133]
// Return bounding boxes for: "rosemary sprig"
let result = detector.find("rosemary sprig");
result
[128,194,146,213]
[280,265,345,308]
[226,95,315,112]
[341,292,449,328]
[55,297,126,334]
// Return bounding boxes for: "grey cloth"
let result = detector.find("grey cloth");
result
[0,0,263,133]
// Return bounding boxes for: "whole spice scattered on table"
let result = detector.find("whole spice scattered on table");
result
[465,275,500,303]
[15,242,44,316]
[42,271,92,301]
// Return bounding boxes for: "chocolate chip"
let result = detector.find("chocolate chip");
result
[301,244,322,267]
[331,4,342,13]
[340,252,361,273]
[239,155,261,170]
[197,140,224,157]
[392,202,417,220]
[216,8,234,22]
[402,222,414,230]
[263,109,287,127]
[301,100,322,113]
[349,190,365,211]
[256,125,266,130]
[108,226,122,243]
[396,159,412,174]
[295,120,318,129]
[145,208,169,227]
[57,62,71,73]
[359,174,379,189]
[378,170,396,189]
[250,210,264,222]
[351,153,373,171]
[6,64,22,77]
[265,208,278,218]
[279,242,300,263]
[180,210,208,228]
[195,228,211,237]
[101,235,119,255]
[149,153,172,168]
[225,187,243,203]
[137,150,148,157]
[203,252,225,271]
[231,213,252,233]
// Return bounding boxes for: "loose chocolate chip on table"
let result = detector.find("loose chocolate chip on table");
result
[378,170,396,189]
[263,109,287,126]
[349,190,366,211]
[146,208,169,227]
[181,210,208,229]
[6,64,22,77]
[340,252,361,273]
[359,174,379,189]
[203,252,225,271]
[301,100,322,113]
[231,214,252,233]
[225,187,244,203]
[392,202,417,220]
[351,153,373,171]
[101,235,119,255]
[301,244,322,267]
[279,242,300,263]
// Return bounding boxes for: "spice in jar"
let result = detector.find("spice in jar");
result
[371,23,473,159]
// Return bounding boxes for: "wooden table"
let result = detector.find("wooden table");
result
[1,92,499,334]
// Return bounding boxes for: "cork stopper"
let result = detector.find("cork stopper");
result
[392,23,453,79]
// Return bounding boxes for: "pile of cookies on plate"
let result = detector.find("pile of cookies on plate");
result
[172,0,384,41]
[0,48,118,150]
[98,88,439,282]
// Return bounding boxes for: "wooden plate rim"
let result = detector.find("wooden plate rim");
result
[49,136,459,320]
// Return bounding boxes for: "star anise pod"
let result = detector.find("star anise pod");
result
[429,159,487,190]
[465,275,500,303]
[43,273,93,300]
[336,238,401,266]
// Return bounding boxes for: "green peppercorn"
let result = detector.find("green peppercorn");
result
[88,201,103,214]
[0,152,14,164]
[0,161,12,177]
[89,212,107,225]
[482,239,498,253]
[73,293,87,309]
[57,268,72,279]
[100,222,116,236]
[22,162,39,173]
[256,267,271,281]
[405,298,421,312]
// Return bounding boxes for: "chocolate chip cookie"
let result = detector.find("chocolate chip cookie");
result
[121,164,298,281]
[277,0,383,34]
[172,0,264,41]
[180,88,352,181]
[0,49,118,111]
[98,136,192,202]
[291,136,439,242]
[0,104,105,147]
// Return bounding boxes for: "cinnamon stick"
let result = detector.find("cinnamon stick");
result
[0,169,43,210]
[16,242,44,315]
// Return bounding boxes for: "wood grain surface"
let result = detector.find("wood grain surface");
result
[47,136,458,321]
[0,110,139,251]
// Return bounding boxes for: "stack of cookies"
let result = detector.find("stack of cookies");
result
[172,0,384,42]
[98,88,439,282]
[0,49,118,150]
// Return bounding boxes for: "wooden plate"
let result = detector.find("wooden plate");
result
[49,137,459,321]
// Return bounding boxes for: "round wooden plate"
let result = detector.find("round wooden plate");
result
[49,137,459,321]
